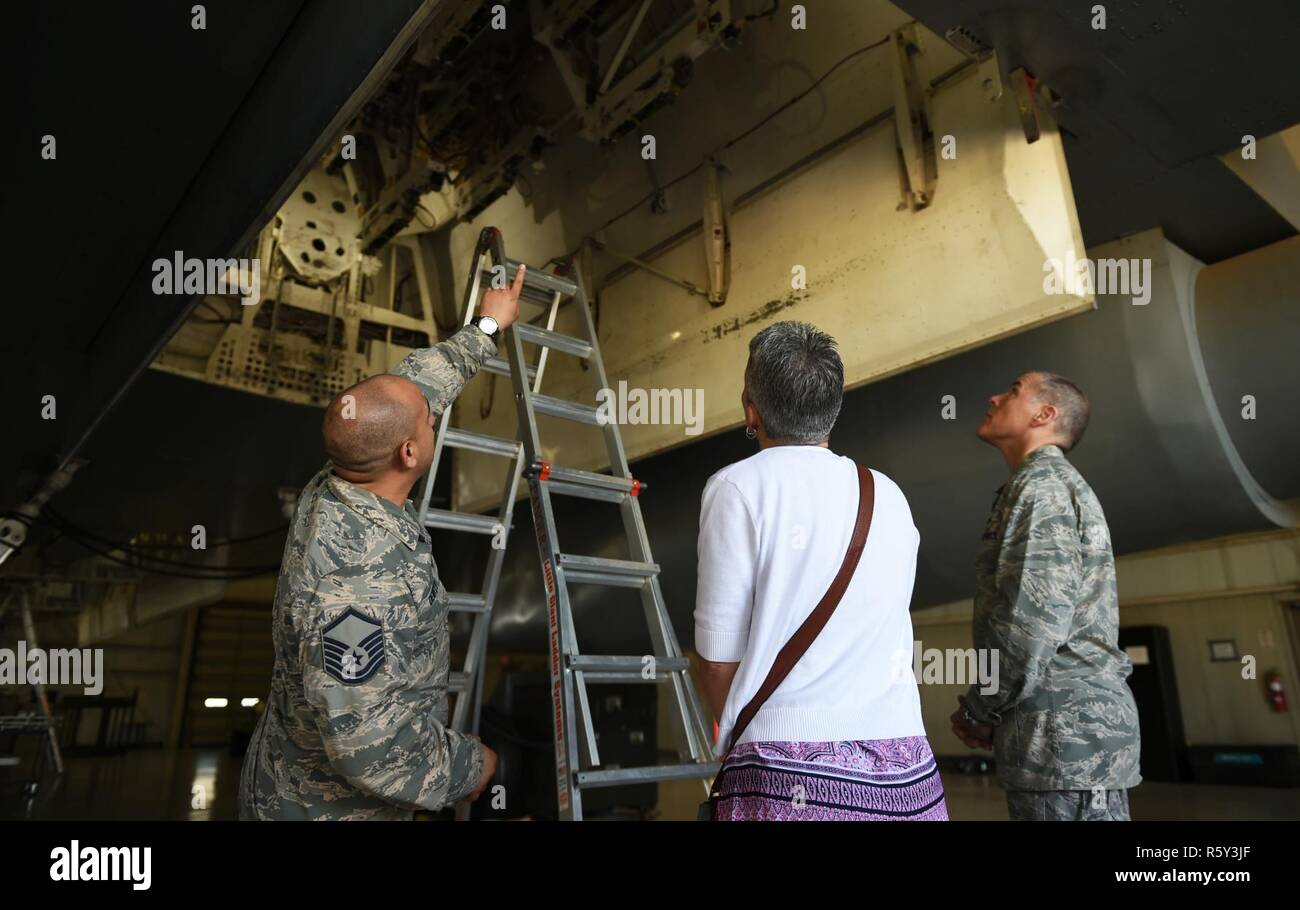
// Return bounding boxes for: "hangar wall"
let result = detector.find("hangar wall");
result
[0,608,186,750]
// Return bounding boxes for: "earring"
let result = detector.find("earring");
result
[744,425,757,440]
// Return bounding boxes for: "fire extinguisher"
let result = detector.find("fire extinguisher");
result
[1265,671,1288,712]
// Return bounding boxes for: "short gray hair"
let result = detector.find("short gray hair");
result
[745,321,844,444]
[1032,371,1091,451]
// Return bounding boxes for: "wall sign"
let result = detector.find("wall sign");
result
[1208,639,1239,661]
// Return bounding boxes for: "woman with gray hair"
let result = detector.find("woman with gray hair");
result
[695,321,947,821]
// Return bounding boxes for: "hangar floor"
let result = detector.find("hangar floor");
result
[7,749,1299,822]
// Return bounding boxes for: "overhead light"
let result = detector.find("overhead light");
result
[241,698,259,708]
[203,698,228,708]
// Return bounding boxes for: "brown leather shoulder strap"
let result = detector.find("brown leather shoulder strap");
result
[724,463,876,753]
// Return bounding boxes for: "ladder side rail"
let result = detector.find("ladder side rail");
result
[531,290,563,394]
[564,273,713,758]
[472,444,527,735]
[568,282,636,481]
[503,289,584,820]
[529,479,586,821]
[416,243,491,523]
[449,444,525,734]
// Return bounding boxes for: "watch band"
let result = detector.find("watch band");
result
[470,314,499,340]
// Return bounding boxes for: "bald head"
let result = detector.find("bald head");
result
[323,374,429,477]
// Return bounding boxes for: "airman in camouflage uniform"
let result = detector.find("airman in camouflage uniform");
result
[953,372,1141,821]
[238,265,524,820]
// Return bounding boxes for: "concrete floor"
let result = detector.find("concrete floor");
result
[939,773,1300,821]
[2,747,242,821]
[5,748,1300,820]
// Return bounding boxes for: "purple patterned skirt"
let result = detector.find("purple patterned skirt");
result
[713,736,948,821]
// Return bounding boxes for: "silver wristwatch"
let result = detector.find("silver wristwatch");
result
[471,314,500,341]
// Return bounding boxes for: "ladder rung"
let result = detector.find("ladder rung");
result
[542,479,626,504]
[442,427,519,458]
[515,323,593,359]
[424,508,501,536]
[497,257,578,298]
[446,592,488,613]
[518,282,560,307]
[558,553,659,587]
[568,655,690,673]
[582,672,672,684]
[541,465,636,495]
[576,762,720,788]
[483,355,537,381]
[532,393,601,426]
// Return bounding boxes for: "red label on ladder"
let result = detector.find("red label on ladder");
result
[542,555,569,811]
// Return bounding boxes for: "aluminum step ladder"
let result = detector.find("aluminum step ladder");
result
[479,228,718,820]
[413,239,527,747]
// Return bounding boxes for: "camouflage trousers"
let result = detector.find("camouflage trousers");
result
[1006,788,1131,821]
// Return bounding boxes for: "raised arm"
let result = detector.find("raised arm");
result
[391,262,526,417]
[392,326,495,419]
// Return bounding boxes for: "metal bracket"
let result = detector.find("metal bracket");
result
[589,239,707,299]
[600,0,655,96]
[536,0,743,143]
[892,23,937,210]
[0,461,86,569]
[645,159,669,214]
[703,158,731,306]
[978,50,1003,103]
[1009,67,1041,144]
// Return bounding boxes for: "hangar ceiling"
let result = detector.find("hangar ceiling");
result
[4,0,431,515]
[893,0,1300,261]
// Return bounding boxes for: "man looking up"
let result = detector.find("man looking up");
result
[951,372,1141,821]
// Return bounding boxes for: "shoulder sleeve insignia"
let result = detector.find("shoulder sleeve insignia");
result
[321,607,386,685]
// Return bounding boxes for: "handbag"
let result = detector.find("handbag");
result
[698,463,876,820]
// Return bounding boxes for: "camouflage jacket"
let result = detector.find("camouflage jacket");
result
[963,445,1142,791]
[239,326,495,820]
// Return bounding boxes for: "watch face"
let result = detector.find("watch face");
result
[479,315,499,336]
